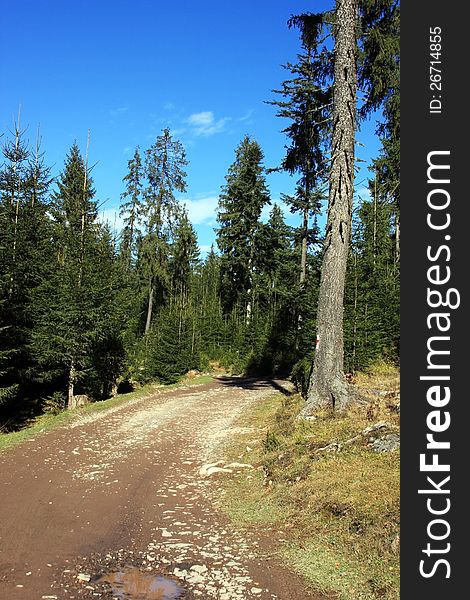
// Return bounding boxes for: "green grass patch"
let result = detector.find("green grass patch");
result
[0,374,215,454]
[214,371,400,600]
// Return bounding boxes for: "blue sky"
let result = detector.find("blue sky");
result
[1,0,381,253]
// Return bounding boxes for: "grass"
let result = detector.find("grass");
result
[0,373,215,454]
[215,367,400,600]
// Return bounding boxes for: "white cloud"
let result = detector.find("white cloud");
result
[182,196,219,225]
[186,111,229,136]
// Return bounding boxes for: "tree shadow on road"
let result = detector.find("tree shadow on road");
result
[216,376,293,396]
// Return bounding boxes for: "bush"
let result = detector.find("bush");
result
[42,391,66,415]
[290,356,312,398]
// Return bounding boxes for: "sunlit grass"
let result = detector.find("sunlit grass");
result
[215,366,400,600]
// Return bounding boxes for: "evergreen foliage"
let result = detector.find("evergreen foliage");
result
[216,135,270,313]
[0,6,399,428]
[268,13,331,285]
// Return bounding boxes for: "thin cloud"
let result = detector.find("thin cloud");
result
[186,111,230,136]
[238,109,254,123]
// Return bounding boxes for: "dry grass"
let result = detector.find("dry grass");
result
[216,367,400,600]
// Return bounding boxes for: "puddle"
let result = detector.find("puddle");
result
[97,567,185,599]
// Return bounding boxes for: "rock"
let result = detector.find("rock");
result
[370,433,400,453]
[190,564,208,574]
[187,572,205,584]
[201,464,233,477]
[363,421,392,435]
[173,567,188,579]
[76,573,91,582]
[71,394,90,408]
[224,462,254,470]
[199,461,225,476]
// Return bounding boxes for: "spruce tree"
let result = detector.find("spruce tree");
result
[119,146,143,268]
[140,128,188,335]
[359,0,400,262]
[216,135,270,319]
[0,122,53,423]
[32,142,101,408]
[268,13,330,286]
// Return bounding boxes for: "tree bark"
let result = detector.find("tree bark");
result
[299,206,309,286]
[67,359,77,410]
[144,281,154,336]
[303,0,357,414]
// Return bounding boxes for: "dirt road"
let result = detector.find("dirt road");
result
[0,377,322,600]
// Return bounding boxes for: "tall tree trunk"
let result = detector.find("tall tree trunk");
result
[67,359,77,409]
[394,212,400,264]
[303,0,357,414]
[299,206,309,286]
[144,281,154,335]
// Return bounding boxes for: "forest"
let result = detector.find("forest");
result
[0,1,399,430]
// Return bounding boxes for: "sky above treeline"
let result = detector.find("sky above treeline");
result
[1,0,381,253]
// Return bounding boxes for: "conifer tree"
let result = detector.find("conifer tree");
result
[359,0,400,262]
[298,0,400,412]
[32,141,102,408]
[119,146,143,268]
[170,207,200,304]
[140,128,188,335]
[304,0,358,413]
[195,247,224,360]
[0,122,53,421]
[216,135,270,319]
[268,14,330,286]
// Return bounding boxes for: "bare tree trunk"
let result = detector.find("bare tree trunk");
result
[67,359,77,409]
[303,0,357,414]
[144,281,154,335]
[394,212,400,264]
[299,206,309,286]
